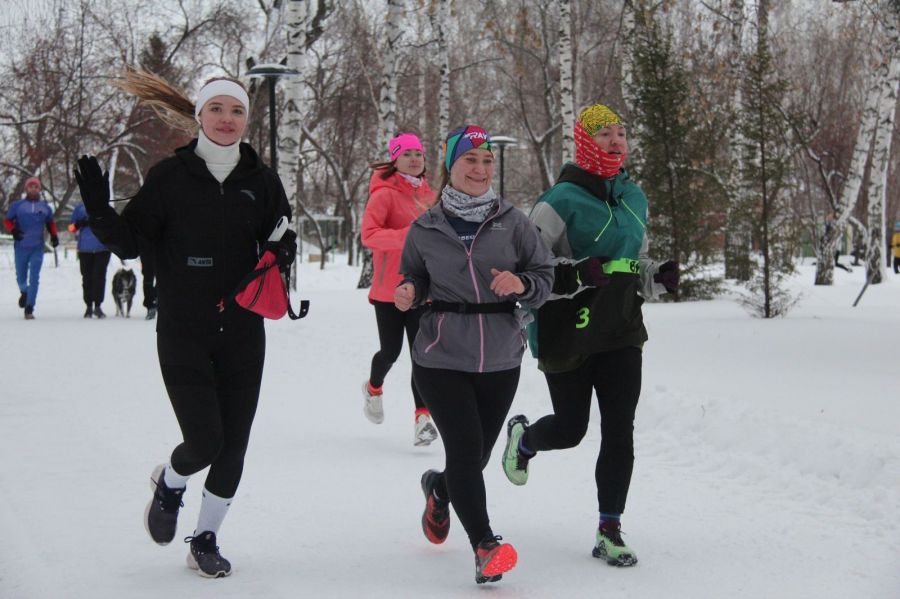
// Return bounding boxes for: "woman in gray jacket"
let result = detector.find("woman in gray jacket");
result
[394,125,553,584]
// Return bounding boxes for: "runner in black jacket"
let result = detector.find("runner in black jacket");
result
[75,69,294,578]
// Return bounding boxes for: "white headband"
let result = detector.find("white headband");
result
[194,80,250,122]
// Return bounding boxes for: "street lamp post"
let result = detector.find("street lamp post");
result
[246,63,300,171]
[490,135,518,197]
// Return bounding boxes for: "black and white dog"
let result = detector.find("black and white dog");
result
[112,268,137,318]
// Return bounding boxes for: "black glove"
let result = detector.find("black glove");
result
[11,227,23,241]
[575,256,612,288]
[75,218,89,230]
[552,256,611,295]
[50,235,59,248]
[654,260,679,293]
[74,155,111,215]
[265,228,297,269]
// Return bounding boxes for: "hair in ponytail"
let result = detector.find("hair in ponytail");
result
[113,66,198,135]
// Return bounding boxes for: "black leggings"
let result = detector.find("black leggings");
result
[370,301,424,410]
[78,251,110,306]
[157,324,265,498]
[523,346,642,515]
[413,364,520,548]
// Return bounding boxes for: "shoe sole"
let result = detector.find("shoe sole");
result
[414,423,438,446]
[502,416,529,485]
[186,551,232,578]
[144,464,173,546]
[592,545,638,567]
[479,543,518,578]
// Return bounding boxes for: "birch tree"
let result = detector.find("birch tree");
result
[558,0,575,163]
[278,0,332,214]
[621,0,642,165]
[431,0,451,143]
[723,0,754,281]
[863,6,900,284]
[379,0,404,150]
[358,0,404,288]
[815,10,898,285]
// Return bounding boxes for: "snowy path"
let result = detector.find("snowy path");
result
[0,251,897,598]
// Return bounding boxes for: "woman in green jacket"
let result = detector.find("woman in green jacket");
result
[501,104,679,567]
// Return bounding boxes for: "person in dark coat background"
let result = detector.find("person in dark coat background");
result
[69,202,111,318]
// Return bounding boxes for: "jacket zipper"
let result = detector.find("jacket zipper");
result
[620,198,646,229]
[219,182,226,331]
[464,206,501,373]
[594,201,614,242]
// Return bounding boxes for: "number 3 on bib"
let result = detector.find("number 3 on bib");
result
[575,307,590,329]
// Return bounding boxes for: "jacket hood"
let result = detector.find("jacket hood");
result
[175,139,266,182]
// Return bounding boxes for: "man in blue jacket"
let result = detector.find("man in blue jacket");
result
[4,177,59,319]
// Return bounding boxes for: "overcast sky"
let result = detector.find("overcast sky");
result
[0,0,60,34]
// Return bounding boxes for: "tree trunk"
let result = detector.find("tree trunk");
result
[279,0,330,245]
[816,24,898,285]
[379,0,404,149]
[621,1,637,113]
[280,1,316,210]
[757,0,771,317]
[558,0,575,164]
[724,0,752,281]
[436,0,451,141]
[865,22,900,285]
[361,0,404,289]
[357,240,374,289]
[621,1,642,162]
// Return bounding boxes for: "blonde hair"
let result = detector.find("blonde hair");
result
[114,67,249,135]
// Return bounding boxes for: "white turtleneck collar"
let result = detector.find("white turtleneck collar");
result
[194,129,241,183]
[398,172,423,188]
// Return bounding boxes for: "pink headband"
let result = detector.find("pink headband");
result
[389,133,425,160]
[25,177,41,187]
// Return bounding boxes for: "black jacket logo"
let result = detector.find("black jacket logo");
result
[241,189,256,201]
[187,257,214,267]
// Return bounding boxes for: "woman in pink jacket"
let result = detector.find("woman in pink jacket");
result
[361,132,438,446]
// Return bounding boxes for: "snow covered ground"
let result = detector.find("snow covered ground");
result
[1,246,898,599]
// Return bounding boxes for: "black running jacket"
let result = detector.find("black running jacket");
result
[90,140,291,335]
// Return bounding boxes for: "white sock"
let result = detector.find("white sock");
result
[162,463,190,489]
[195,488,233,536]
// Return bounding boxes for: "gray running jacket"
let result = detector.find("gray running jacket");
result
[399,198,554,373]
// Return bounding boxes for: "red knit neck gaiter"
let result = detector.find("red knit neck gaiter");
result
[574,121,626,178]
